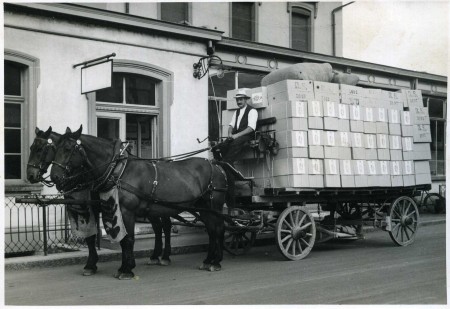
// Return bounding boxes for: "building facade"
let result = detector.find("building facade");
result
[4,2,447,198]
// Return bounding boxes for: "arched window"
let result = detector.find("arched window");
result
[88,60,173,159]
[289,3,314,52]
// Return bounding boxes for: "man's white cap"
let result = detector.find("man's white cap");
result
[234,89,250,99]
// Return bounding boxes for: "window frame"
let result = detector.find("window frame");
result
[288,2,314,52]
[158,2,192,25]
[229,2,258,42]
[88,60,173,158]
[4,50,40,191]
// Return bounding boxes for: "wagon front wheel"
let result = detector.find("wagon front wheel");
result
[388,196,419,246]
[275,206,316,260]
[224,230,256,256]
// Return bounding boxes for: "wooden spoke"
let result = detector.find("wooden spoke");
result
[223,230,256,256]
[275,206,316,261]
[389,196,419,246]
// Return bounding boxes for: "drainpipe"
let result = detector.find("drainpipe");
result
[332,1,355,56]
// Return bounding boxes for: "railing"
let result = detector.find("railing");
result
[4,195,99,257]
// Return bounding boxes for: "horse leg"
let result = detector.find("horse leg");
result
[198,229,214,271]
[147,217,163,265]
[83,234,98,276]
[115,209,136,280]
[160,216,172,266]
[210,214,225,271]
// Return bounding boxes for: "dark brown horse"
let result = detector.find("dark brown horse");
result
[27,127,173,277]
[50,126,228,279]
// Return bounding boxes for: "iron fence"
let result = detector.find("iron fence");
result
[5,194,98,257]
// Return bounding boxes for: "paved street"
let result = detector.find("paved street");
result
[5,223,446,305]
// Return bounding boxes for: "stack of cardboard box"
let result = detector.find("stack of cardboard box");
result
[223,80,432,189]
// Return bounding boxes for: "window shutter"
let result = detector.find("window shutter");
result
[232,2,255,41]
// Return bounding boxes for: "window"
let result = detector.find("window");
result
[5,61,24,180]
[291,6,312,51]
[231,2,256,41]
[160,2,190,24]
[424,97,446,178]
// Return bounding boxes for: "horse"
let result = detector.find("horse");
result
[26,127,173,277]
[50,125,228,279]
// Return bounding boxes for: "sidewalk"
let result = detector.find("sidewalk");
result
[5,212,445,271]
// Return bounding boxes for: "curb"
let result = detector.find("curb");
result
[5,217,445,271]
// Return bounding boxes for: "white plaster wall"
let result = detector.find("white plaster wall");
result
[5,11,210,162]
[192,2,229,35]
[129,2,158,19]
[257,3,289,47]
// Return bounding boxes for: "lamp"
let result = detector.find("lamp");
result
[193,55,223,80]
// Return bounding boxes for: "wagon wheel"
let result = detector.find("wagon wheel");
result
[423,193,445,214]
[388,196,419,246]
[223,230,256,256]
[336,202,374,236]
[275,206,316,261]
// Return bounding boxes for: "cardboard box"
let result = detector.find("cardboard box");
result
[271,117,308,132]
[379,161,390,176]
[324,117,339,131]
[338,147,352,159]
[402,151,415,161]
[324,146,340,159]
[403,161,415,175]
[388,109,401,124]
[338,132,351,147]
[415,160,431,174]
[339,119,351,132]
[350,105,363,121]
[363,107,375,122]
[401,89,424,108]
[308,130,323,145]
[308,100,323,117]
[377,149,391,160]
[390,161,403,175]
[314,81,340,94]
[410,107,430,125]
[340,84,364,97]
[381,90,405,110]
[363,122,377,134]
[391,175,404,187]
[413,125,432,142]
[354,175,369,187]
[375,108,388,122]
[365,149,378,160]
[340,160,354,175]
[338,104,350,119]
[389,123,402,135]
[352,148,366,160]
[308,159,324,175]
[270,91,315,104]
[377,134,389,149]
[401,125,414,137]
[413,143,432,160]
[267,80,314,96]
[315,93,340,104]
[390,150,403,161]
[323,101,338,117]
[365,88,383,100]
[350,120,364,132]
[401,137,413,152]
[323,131,337,146]
[272,175,310,188]
[276,147,309,159]
[365,134,377,149]
[273,157,308,176]
[351,133,364,148]
[353,160,366,175]
[309,146,324,159]
[308,117,324,129]
[341,175,356,187]
[248,87,269,109]
[277,130,308,148]
[376,122,389,134]
[324,175,341,187]
[415,173,431,185]
[401,111,412,125]
[324,159,340,174]
[269,100,308,119]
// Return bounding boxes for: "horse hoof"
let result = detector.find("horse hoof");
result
[147,258,160,265]
[159,259,171,266]
[118,273,135,280]
[113,272,122,279]
[83,269,96,276]
[198,263,211,270]
[208,265,221,272]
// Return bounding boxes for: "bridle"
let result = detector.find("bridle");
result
[27,138,57,187]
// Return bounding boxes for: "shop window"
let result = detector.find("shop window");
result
[424,97,446,177]
[291,6,311,51]
[231,2,256,41]
[160,2,190,24]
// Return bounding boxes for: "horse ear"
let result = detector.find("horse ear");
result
[72,125,83,139]
[35,127,42,135]
[43,126,52,138]
[65,127,72,134]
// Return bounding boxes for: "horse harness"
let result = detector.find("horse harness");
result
[27,137,57,176]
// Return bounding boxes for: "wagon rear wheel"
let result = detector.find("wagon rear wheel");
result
[224,230,256,256]
[388,196,419,246]
[275,206,316,260]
